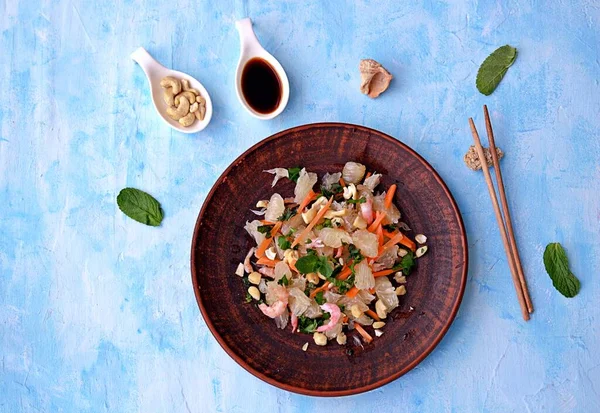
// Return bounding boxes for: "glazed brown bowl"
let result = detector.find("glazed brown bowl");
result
[191,123,467,396]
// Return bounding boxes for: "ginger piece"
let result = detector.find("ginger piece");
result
[463,145,504,171]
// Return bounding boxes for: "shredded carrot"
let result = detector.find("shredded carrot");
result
[376,225,384,247]
[399,236,416,251]
[255,221,283,258]
[291,197,333,248]
[310,282,331,299]
[379,231,405,253]
[384,184,397,209]
[342,316,349,323]
[382,229,396,239]
[365,171,372,179]
[288,260,299,273]
[256,256,281,267]
[354,323,373,343]
[339,177,346,187]
[336,265,352,281]
[345,286,360,298]
[373,269,395,278]
[260,220,276,225]
[368,288,375,294]
[297,189,317,213]
[365,309,380,321]
[367,211,387,232]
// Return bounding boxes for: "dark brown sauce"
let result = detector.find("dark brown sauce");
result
[241,58,281,114]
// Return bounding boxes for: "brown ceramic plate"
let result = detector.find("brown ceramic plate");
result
[191,123,467,396]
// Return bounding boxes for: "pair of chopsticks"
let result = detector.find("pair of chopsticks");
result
[469,106,533,321]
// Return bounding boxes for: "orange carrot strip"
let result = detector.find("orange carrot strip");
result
[297,189,317,213]
[345,286,360,298]
[399,236,416,252]
[382,229,396,239]
[336,265,352,281]
[380,231,405,253]
[365,309,380,321]
[365,171,372,179]
[256,257,281,267]
[376,225,384,247]
[367,211,387,232]
[291,197,333,248]
[373,269,395,278]
[339,177,346,187]
[289,260,299,273]
[368,288,375,294]
[260,220,276,225]
[255,221,283,258]
[309,282,331,299]
[354,323,373,343]
[384,184,397,209]
[342,315,349,323]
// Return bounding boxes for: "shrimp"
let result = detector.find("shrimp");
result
[335,247,343,258]
[290,312,298,333]
[244,247,255,273]
[258,301,288,318]
[316,303,342,332]
[360,198,374,224]
[258,267,275,278]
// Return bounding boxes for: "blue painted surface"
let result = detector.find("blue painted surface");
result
[1,1,599,412]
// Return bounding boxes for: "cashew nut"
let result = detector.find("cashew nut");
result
[195,101,206,121]
[160,77,182,94]
[166,96,190,120]
[174,91,197,106]
[181,79,200,95]
[196,95,205,104]
[163,89,176,106]
[179,112,196,127]
[189,102,199,113]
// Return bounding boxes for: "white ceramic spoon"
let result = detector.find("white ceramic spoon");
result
[131,47,213,133]
[235,18,290,120]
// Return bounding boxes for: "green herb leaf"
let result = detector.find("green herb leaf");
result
[476,45,517,96]
[296,254,320,274]
[287,167,302,183]
[320,183,343,199]
[347,197,367,205]
[317,256,333,277]
[278,274,290,286]
[315,218,333,230]
[277,208,297,222]
[315,291,325,305]
[277,236,291,251]
[117,188,163,226]
[393,251,416,276]
[245,292,253,303]
[383,223,397,232]
[543,243,580,298]
[297,316,319,333]
[257,224,274,238]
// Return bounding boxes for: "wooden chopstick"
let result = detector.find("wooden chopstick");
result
[469,118,530,321]
[483,105,533,314]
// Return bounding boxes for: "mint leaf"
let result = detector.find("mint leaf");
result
[296,255,320,274]
[117,188,163,226]
[476,45,517,96]
[543,242,580,298]
[287,167,301,183]
[317,256,333,277]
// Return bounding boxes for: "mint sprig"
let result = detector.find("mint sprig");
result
[476,45,517,96]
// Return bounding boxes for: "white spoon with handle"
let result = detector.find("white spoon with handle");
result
[131,47,213,133]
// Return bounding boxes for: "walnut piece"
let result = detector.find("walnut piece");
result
[359,59,393,98]
[463,145,504,171]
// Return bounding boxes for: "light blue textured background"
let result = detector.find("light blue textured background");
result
[1,0,599,412]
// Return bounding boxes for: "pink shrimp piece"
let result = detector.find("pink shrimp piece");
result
[290,312,298,333]
[258,301,288,318]
[360,198,374,224]
[316,303,342,332]
[335,247,343,258]
[244,248,255,273]
[258,267,275,278]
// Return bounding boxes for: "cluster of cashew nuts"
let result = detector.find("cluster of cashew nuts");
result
[160,76,206,127]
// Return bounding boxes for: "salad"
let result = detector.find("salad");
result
[235,162,428,348]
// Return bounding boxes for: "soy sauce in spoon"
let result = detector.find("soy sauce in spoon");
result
[241,58,282,114]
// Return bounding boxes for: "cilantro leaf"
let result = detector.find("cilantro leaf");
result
[315,291,325,305]
[476,45,517,96]
[277,208,297,222]
[277,236,291,250]
[287,167,302,183]
[320,183,343,199]
[543,243,580,298]
[257,224,274,238]
[347,197,367,204]
[278,274,290,286]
